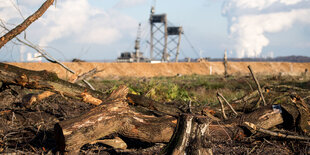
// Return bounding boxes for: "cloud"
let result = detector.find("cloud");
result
[19,0,44,6]
[36,0,138,46]
[0,0,138,48]
[222,0,310,58]
[115,0,147,8]
[0,0,21,23]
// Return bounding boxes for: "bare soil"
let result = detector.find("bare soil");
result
[9,62,310,79]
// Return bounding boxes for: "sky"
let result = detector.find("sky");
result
[0,0,310,62]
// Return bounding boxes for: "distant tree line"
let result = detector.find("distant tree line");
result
[206,55,310,63]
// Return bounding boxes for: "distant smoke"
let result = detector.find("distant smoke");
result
[222,0,310,58]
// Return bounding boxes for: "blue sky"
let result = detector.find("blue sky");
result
[0,0,309,62]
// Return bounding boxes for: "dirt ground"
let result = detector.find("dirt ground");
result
[8,62,310,79]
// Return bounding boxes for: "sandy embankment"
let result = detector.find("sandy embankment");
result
[8,62,310,79]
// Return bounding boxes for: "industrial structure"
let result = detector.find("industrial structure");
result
[149,6,183,62]
[118,5,184,63]
[117,23,148,62]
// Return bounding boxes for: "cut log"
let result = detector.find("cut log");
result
[54,86,177,153]
[227,105,284,132]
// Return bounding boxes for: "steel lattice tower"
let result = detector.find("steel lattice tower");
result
[167,27,183,62]
[149,7,168,61]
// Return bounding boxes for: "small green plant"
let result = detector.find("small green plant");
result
[93,74,302,108]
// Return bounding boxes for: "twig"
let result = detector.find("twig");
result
[74,68,103,83]
[216,94,227,120]
[187,100,192,113]
[244,122,310,141]
[216,121,232,140]
[248,65,266,106]
[244,78,254,91]
[217,92,238,115]
[82,80,95,90]
[247,144,258,154]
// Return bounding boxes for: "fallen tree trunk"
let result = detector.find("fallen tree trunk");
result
[0,62,104,100]
[54,85,177,153]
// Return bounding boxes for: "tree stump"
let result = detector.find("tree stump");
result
[162,114,213,155]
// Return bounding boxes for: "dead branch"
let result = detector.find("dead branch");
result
[217,92,238,115]
[244,122,310,141]
[73,68,103,83]
[248,65,267,106]
[0,0,55,49]
[217,94,228,120]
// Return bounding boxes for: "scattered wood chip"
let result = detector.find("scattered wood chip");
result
[171,119,178,124]
[23,91,55,107]
[127,96,135,105]
[0,110,11,115]
[16,73,28,87]
[80,92,102,105]
[37,91,55,100]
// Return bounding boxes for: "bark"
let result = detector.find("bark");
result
[0,0,55,49]
[127,93,183,117]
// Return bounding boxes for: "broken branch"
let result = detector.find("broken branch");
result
[248,65,267,106]
[244,122,310,141]
[217,94,228,120]
[217,92,238,115]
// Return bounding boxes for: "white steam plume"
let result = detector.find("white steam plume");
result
[222,0,310,58]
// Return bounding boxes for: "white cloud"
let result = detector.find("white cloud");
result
[223,0,304,11]
[115,0,147,8]
[20,0,44,6]
[0,0,138,48]
[0,0,20,23]
[38,0,91,46]
[222,0,310,58]
[35,0,137,46]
